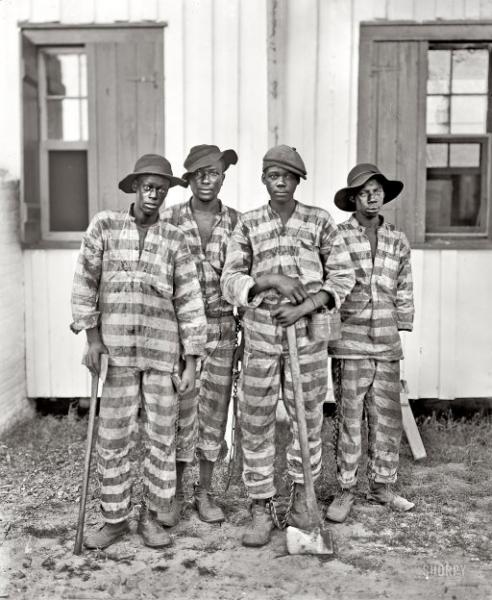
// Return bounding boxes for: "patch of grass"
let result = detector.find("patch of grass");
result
[2,409,491,562]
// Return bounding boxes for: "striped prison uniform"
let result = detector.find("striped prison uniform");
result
[221,201,355,499]
[162,200,239,463]
[329,215,414,488]
[71,207,206,522]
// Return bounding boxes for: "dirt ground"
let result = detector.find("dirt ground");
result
[1,409,491,600]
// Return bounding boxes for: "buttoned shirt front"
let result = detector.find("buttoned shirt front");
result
[220,201,355,352]
[161,199,238,319]
[328,214,414,360]
[71,207,207,372]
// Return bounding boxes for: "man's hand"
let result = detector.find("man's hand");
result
[85,341,109,375]
[273,274,309,305]
[271,303,304,327]
[179,356,197,395]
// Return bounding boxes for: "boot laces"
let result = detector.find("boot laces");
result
[336,489,353,505]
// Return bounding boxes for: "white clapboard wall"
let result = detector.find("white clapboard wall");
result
[1,0,492,399]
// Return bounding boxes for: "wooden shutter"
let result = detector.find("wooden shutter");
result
[358,40,427,244]
[21,34,41,244]
[87,32,165,214]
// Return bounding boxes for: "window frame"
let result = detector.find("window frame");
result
[359,21,492,249]
[20,23,167,248]
[38,46,92,241]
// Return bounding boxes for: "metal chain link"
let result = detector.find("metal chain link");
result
[269,479,296,530]
[218,312,242,495]
[332,359,343,464]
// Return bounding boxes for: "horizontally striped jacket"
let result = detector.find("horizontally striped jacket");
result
[328,215,414,360]
[220,201,355,351]
[70,208,207,372]
[161,199,238,319]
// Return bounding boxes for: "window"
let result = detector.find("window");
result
[426,46,490,237]
[21,25,165,245]
[40,48,89,234]
[358,23,492,247]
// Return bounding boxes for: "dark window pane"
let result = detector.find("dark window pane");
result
[426,172,483,232]
[451,49,488,94]
[49,150,88,231]
[426,143,448,167]
[45,52,85,97]
[428,50,451,94]
[449,143,481,167]
[426,95,450,133]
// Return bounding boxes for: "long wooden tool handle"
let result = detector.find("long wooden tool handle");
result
[286,325,320,524]
[73,370,100,555]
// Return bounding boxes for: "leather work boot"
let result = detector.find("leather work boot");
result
[194,484,225,524]
[367,483,415,512]
[137,506,173,548]
[156,491,184,527]
[242,500,274,547]
[287,484,315,530]
[325,489,356,523]
[84,520,129,550]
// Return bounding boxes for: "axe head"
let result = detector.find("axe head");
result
[286,525,335,556]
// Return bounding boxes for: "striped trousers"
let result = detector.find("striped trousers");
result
[176,316,235,463]
[241,341,327,499]
[331,358,402,488]
[97,366,178,523]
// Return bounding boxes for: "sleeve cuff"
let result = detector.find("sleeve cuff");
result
[70,313,100,334]
[182,341,207,358]
[240,277,264,308]
[320,284,341,310]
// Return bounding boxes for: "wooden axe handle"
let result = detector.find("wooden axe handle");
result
[73,354,108,555]
[286,326,320,525]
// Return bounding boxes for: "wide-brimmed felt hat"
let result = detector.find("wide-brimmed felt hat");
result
[262,145,307,179]
[118,154,186,193]
[334,163,403,211]
[182,144,238,180]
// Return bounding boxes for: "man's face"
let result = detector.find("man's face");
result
[133,174,170,217]
[355,178,385,217]
[262,166,299,204]
[188,159,225,203]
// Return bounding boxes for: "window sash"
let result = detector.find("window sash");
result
[359,23,492,247]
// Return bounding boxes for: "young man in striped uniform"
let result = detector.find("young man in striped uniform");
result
[71,154,207,549]
[221,145,355,547]
[160,145,239,525]
[326,163,415,524]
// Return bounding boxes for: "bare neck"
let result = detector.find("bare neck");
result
[191,196,221,213]
[270,198,296,225]
[355,211,381,229]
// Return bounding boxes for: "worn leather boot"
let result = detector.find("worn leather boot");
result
[325,489,356,523]
[242,500,274,547]
[287,483,316,530]
[137,506,173,548]
[156,490,184,527]
[194,483,225,524]
[84,520,129,550]
[367,482,415,512]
